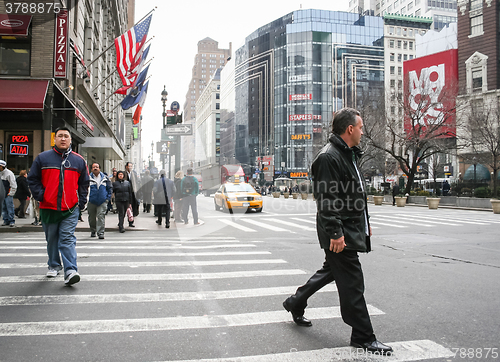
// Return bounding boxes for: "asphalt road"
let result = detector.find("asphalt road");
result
[0,195,499,362]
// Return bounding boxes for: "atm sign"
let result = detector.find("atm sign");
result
[10,144,28,155]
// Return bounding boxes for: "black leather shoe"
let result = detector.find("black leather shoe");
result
[165,224,170,228]
[350,340,393,355]
[129,223,135,227]
[282,300,312,327]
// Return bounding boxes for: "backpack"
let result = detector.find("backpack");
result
[182,176,196,196]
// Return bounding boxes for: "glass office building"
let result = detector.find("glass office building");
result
[223,10,384,180]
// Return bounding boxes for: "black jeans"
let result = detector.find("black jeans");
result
[115,201,128,230]
[156,204,170,225]
[15,198,27,217]
[287,250,375,344]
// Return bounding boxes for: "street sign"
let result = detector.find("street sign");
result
[156,141,170,154]
[164,124,192,135]
[171,101,180,112]
[161,132,177,141]
[166,110,176,117]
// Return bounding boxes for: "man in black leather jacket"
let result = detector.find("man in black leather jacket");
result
[283,108,393,355]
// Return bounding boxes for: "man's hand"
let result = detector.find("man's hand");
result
[330,236,346,253]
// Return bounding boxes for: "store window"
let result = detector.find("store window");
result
[0,31,31,75]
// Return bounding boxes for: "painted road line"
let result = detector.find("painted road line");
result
[0,305,383,336]
[369,221,407,228]
[0,237,239,244]
[397,213,483,226]
[0,285,338,306]
[291,217,316,225]
[219,219,257,232]
[370,216,435,227]
[263,218,316,231]
[0,251,272,258]
[0,269,307,283]
[240,219,289,232]
[0,244,257,250]
[0,259,288,269]
[167,340,453,362]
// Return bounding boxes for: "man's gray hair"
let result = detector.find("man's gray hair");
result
[331,108,360,135]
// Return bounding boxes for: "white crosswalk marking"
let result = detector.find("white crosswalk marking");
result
[0,306,384,336]
[0,251,271,257]
[263,218,317,231]
[240,219,289,232]
[220,218,258,232]
[291,217,316,224]
[370,215,435,227]
[0,244,257,250]
[369,220,407,228]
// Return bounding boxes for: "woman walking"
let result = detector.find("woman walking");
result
[153,170,175,228]
[112,171,132,233]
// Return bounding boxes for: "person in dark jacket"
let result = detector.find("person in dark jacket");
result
[172,170,184,222]
[27,127,89,285]
[153,170,175,228]
[181,168,199,225]
[392,183,400,206]
[88,162,112,239]
[124,162,141,226]
[14,170,31,218]
[141,170,154,213]
[283,108,393,355]
[113,171,132,233]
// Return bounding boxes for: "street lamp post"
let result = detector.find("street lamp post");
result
[473,156,477,194]
[161,86,169,176]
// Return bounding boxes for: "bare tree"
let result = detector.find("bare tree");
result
[364,74,461,195]
[459,96,500,198]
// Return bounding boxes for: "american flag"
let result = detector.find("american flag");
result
[114,15,152,87]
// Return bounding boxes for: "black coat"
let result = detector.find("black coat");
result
[14,176,31,200]
[113,179,132,203]
[173,177,183,200]
[311,134,371,253]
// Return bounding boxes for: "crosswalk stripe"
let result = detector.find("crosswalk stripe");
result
[0,269,307,283]
[0,259,288,269]
[264,218,317,231]
[0,285,338,306]
[0,239,241,245]
[396,212,490,225]
[370,216,435,227]
[219,219,257,232]
[291,217,316,225]
[0,244,257,250]
[240,219,289,232]
[0,305,384,336]
[0,251,271,257]
[167,340,453,362]
[369,221,407,228]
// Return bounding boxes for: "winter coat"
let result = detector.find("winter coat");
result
[153,176,176,205]
[0,167,17,197]
[180,175,199,197]
[113,179,132,203]
[141,175,154,204]
[27,147,89,211]
[14,176,31,200]
[89,171,113,206]
[312,134,371,253]
[173,177,183,200]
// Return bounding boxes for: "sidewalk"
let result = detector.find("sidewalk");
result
[0,210,203,233]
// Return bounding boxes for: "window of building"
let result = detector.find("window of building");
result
[403,41,407,49]
[408,2,413,10]
[389,26,395,34]
[415,0,420,4]
[391,106,395,115]
[389,39,394,48]
[404,54,408,61]
[397,27,401,35]
[470,12,484,36]
[409,29,413,36]
[398,66,402,75]
[415,9,421,16]
[409,41,413,50]
[394,0,399,8]
[216,103,220,109]
[390,53,395,61]
[410,55,414,59]
[398,53,402,62]
[466,52,488,93]
[202,53,206,57]
[390,66,395,75]
[388,5,393,12]
[390,79,396,87]
[472,69,482,90]
[403,28,407,36]
[397,40,402,48]
[0,32,31,76]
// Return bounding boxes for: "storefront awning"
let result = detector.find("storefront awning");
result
[0,14,32,36]
[80,137,125,161]
[0,79,49,110]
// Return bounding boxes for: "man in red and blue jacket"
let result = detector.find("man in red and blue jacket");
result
[28,127,90,286]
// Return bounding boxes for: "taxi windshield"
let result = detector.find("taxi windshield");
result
[225,183,256,193]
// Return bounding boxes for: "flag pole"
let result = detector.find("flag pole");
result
[79,7,156,77]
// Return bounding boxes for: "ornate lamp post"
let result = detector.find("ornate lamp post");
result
[161,86,169,175]
[473,156,477,194]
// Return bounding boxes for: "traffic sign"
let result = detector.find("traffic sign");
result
[156,142,170,154]
[171,101,180,112]
[164,124,192,135]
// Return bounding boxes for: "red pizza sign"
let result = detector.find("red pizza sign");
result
[54,9,69,78]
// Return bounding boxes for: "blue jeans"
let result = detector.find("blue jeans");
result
[2,195,15,225]
[42,207,79,276]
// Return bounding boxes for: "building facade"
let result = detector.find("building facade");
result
[349,0,457,31]
[221,9,384,181]
[0,0,135,176]
[182,38,231,123]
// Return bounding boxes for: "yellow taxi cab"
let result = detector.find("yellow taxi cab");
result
[214,181,263,213]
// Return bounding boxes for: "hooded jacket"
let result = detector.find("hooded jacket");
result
[27,146,90,211]
[312,134,371,253]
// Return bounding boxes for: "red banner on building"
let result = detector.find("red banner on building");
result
[403,49,458,138]
[54,9,69,79]
[75,108,94,131]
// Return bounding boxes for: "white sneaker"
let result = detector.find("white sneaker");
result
[64,271,80,285]
[46,268,60,277]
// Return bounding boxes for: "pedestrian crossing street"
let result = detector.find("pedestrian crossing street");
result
[0,233,455,361]
[206,210,500,234]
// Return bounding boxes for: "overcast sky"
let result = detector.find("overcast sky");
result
[133,0,350,167]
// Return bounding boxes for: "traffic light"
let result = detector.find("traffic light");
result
[175,113,182,124]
